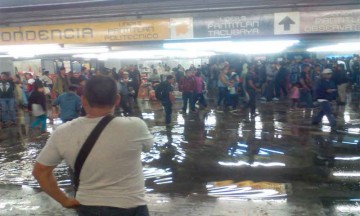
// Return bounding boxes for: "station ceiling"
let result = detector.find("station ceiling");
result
[1,0,359,25]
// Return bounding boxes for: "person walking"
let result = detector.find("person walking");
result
[216,65,230,112]
[275,62,288,99]
[0,72,16,128]
[300,64,313,108]
[332,64,348,106]
[193,71,208,110]
[53,67,70,96]
[28,83,47,133]
[245,65,260,118]
[32,76,153,215]
[52,85,81,123]
[312,69,337,129]
[156,75,175,126]
[179,69,196,114]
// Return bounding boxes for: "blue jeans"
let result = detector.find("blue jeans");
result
[0,98,16,123]
[78,205,149,216]
[31,114,47,131]
[182,92,195,112]
[162,101,172,124]
[313,101,336,127]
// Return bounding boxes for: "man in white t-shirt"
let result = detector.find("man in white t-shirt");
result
[32,76,153,215]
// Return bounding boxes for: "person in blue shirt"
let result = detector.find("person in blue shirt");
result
[52,85,81,123]
[312,69,337,129]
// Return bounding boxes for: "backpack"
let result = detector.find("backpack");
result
[155,82,164,100]
[289,65,300,84]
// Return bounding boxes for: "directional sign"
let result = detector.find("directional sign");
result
[300,9,360,33]
[279,16,295,31]
[193,13,274,38]
[274,12,300,35]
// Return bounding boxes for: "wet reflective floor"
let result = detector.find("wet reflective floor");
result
[0,92,359,215]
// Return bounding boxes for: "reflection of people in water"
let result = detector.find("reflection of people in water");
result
[246,122,260,164]
[313,134,336,168]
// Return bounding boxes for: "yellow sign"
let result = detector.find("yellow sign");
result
[0,19,171,45]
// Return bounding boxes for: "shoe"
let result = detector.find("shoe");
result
[41,131,50,135]
[272,97,279,101]
[260,97,266,101]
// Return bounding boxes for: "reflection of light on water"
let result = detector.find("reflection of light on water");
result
[348,128,360,135]
[335,156,360,161]
[238,123,243,138]
[207,184,287,200]
[177,114,185,125]
[143,167,172,179]
[344,112,351,123]
[219,161,286,167]
[143,167,173,186]
[336,205,360,212]
[321,125,331,132]
[333,172,360,177]
[205,113,216,131]
[259,148,284,155]
[218,197,287,202]
[142,113,155,120]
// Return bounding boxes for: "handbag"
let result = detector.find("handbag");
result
[73,115,115,195]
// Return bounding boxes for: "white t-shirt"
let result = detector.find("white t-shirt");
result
[36,116,153,208]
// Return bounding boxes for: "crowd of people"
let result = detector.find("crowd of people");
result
[0,54,359,133]
[155,54,360,129]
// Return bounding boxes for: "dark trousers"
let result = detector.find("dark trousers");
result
[217,87,227,107]
[245,90,256,115]
[162,101,172,124]
[275,81,287,98]
[229,94,238,109]
[194,93,207,108]
[300,90,313,108]
[313,101,336,127]
[182,92,195,112]
[265,81,275,101]
[120,95,132,116]
[78,205,149,216]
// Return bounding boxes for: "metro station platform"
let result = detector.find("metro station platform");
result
[0,93,359,215]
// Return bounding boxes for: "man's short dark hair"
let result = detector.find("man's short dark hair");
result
[166,75,174,81]
[84,76,118,107]
[69,85,78,92]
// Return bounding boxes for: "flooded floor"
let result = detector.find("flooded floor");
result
[0,92,359,215]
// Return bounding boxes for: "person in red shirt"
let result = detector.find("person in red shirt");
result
[179,70,196,114]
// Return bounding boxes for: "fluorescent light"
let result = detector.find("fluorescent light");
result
[164,41,232,50]
[307,42,360,52]
[0,55,12,58]
[333,172,360,177]
[163,40,299,54]
[75,50,215,60]
[0,44,60,52]
[4,45,108,58]
[47,47,109,55]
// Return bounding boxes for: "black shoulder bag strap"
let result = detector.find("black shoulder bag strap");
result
[73,115,115,194]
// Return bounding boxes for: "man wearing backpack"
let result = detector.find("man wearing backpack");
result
[156,75,175,126]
